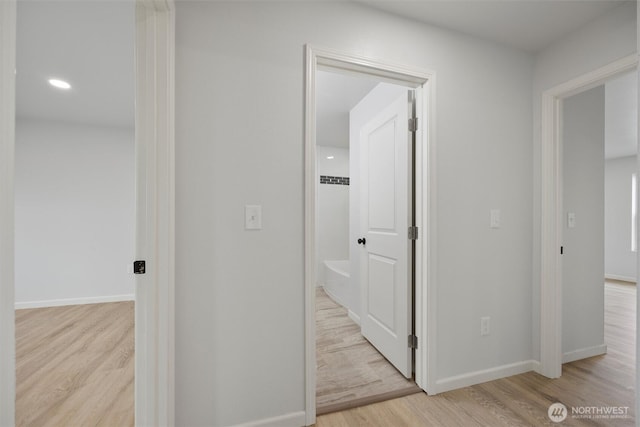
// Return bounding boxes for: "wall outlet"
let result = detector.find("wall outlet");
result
[480,316,490,336]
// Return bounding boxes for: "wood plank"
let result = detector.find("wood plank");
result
[316,287,419,413]
[317,281,636,426]
[16,281,634,425]
[15,302,134,427]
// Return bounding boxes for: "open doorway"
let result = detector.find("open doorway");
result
[314,70,421,414]
[1,1,173,424]
[561,69,637,358]
[538,54,637,380]
[558,69,636,412]
[304,46,436,424]
[14,2,135,424]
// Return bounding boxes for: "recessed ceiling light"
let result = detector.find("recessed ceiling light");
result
[326,156,334,160]
[48,78,71,90]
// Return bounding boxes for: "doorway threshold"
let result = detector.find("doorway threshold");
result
[317,385,422,416]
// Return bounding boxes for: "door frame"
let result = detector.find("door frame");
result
[135,1,175,425]
[538,53,638,379]
[0,1,175,425]
[303,44,436,425]
[0,1,17,424]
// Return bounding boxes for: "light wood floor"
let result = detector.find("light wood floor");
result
[317,281,636,426]
[316,288,420,414]
[15,302,134,427]
[14,282,634,425]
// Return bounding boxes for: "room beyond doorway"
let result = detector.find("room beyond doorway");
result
[0,1,175,423]
[314,67,418,413]
[14,1,135,424]
[304,45,435,425]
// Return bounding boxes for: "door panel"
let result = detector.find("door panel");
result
[368,254,396,332]
[360,91,412,378]
[368,119,396,230]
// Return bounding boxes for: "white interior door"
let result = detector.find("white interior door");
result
[359,91,412,378]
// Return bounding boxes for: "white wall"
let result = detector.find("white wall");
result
[175,2,533,425]
[605,155,637,282]
[349,83,407,322]
[561,86,606,359]
[531,1,637,361]
[14,119,135,306]
[316,145,349,286]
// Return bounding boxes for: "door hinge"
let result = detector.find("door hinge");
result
[408,226,419,240]
[560,246,563,255]
[408,334,418,349]
[408,117,418,132]
[133,260,146,274]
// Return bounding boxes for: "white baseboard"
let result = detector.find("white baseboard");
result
[434,360,536,394]
[348,309,360,326]
[605,274,636,283]
[562,344,607,364]
[230,411,306,427]
[15,294,135,309]
[531,360,542,375]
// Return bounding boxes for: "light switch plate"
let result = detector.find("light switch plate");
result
[567,212,576,228]
[245,205,262,230]
[490,209,501,229]
[481,316,490,336]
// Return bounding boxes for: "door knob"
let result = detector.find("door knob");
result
[357,238,366,245]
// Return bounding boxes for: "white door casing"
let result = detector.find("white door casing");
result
[135,1,175,425]
[0,1,17,425]
[359,92,413,378]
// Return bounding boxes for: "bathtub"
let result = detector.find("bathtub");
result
[322,260,350,310]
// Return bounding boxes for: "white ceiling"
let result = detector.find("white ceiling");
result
[316,71,380,147]
[15,0,633,134]
[605,71,638,159]
[16,0,134,129]
[354,0,628,53]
